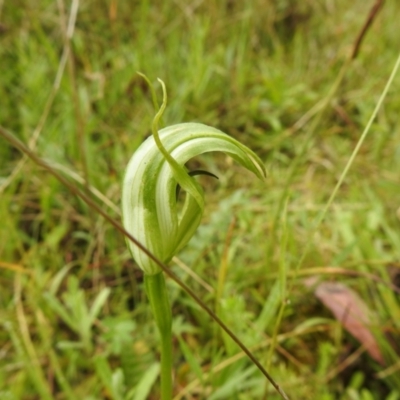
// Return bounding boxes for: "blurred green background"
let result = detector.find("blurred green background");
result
[1,0,400,399]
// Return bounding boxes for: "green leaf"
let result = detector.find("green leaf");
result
[89,287,111,324]
[128,362,160,400]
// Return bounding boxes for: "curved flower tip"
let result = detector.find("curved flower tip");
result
[122,122,266,275]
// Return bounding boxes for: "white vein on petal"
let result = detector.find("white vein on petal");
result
[122,122,266,275]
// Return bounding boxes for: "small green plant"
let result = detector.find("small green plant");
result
[121,78,273,399]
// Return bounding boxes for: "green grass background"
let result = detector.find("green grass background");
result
[1,0,400,399]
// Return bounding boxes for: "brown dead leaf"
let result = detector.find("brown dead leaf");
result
[315,281,384,365]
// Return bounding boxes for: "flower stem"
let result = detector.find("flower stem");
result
[144,273,173,400]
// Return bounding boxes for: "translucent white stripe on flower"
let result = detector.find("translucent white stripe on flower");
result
[122,122,266,275]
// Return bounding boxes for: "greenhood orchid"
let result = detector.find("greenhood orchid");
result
[122,122,266,275]
[122,123,265,275]
[121,78,271,400]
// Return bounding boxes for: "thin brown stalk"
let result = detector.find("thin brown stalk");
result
[351,0,385,60]
[0,125,290,400]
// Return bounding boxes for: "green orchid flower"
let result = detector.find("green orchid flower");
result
[121,78,268,400]
[122,119,266,276]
